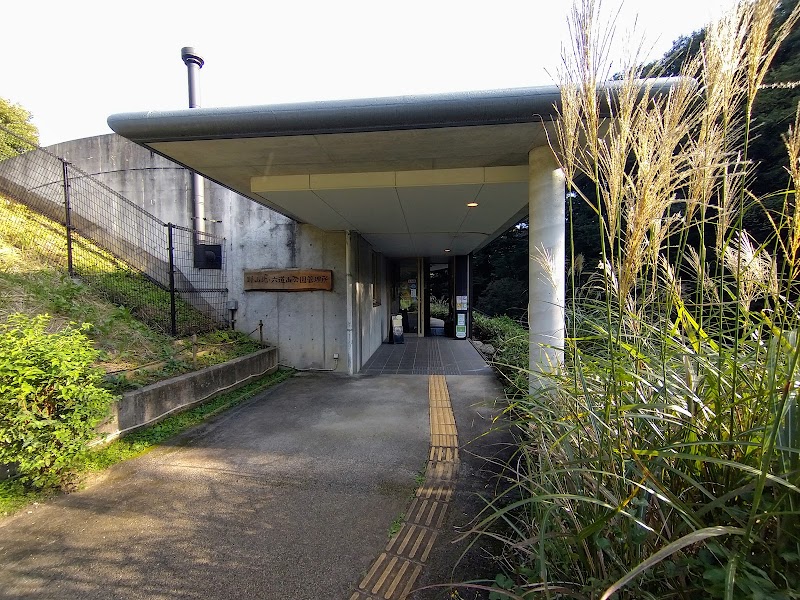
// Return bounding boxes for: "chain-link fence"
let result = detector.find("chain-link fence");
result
[0,125,227,336]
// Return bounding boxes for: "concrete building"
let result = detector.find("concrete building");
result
[111,81,677,379]
[102,85,578,381]
[37,133,377,374]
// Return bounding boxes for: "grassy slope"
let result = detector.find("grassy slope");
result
[0,192,293,515]
[0,194,261,391]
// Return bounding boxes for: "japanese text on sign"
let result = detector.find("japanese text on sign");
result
[243,269,333,292]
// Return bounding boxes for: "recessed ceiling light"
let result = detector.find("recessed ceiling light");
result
[444,248,451,252]
[467,202,478,207]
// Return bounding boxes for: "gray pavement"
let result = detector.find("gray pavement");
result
[0,373,431,600]
[0,368,512,600]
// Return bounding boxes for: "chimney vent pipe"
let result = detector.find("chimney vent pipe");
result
[181,47,204,108]
[181,46,206,235]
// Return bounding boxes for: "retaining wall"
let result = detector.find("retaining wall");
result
[99,346,279,439]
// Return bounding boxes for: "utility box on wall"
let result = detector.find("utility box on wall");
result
[194,243,223,269]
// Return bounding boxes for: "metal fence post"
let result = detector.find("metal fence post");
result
[61,160,74,276]
[167,223,177,336]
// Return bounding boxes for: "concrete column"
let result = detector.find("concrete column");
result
[345,230,356,375]
[528,146,566,392]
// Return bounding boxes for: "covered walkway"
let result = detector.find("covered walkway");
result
[361,338,493,376]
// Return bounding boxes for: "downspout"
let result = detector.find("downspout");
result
[345,230,355,374]
[181,47,206,236]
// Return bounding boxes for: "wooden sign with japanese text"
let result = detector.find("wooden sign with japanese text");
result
[243,269,333,292]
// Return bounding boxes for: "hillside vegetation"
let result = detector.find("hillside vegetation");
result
[0,191,276,509]
[0,193,260,390]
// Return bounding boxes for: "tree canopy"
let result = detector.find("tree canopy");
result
[473,220,529,316]
[0,97,39,160]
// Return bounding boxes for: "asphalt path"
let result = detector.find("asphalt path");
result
[0,373,430,600]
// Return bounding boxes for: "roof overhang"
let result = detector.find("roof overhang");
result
[107,80,683,259]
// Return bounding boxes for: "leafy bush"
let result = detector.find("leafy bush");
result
[473,313,529,396]
[0,314,113,488]
[429,295,450,319]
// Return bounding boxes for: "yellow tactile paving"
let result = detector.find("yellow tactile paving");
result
[416,483,454,503]
[425,462,459,484]
[352,375,460,600]
[429,446,459,462]
[430,434,459,449]
[406,498,449,529]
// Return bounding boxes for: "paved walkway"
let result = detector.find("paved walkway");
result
[362,338,494,376]
[0,363,508,599]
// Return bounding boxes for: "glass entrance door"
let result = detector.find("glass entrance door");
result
[394,259,423,335]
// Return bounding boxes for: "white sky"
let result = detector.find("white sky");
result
[1,0,738,146]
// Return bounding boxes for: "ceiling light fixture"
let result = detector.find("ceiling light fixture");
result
[467,202,478,207]
[444,248,451,252]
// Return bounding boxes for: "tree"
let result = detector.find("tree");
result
[473,220,529,316]
[0,97,39,160]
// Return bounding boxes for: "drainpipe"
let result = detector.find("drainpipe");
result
[181,46,206,236]
[346,230,355,374]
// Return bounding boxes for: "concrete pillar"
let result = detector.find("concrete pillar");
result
[345,230,356,374]
[528,147,566,392]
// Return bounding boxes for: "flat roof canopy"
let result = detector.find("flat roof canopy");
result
[107,81,680,259]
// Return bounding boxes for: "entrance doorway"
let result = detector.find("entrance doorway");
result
[389,257,468,340]
[428,263,450,337]
[393,259,424,336]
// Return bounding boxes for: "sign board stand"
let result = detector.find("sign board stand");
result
[392,314,404,344]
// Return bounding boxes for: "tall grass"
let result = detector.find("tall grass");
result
[475,1,800,598]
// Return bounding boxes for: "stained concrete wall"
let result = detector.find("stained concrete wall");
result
[354,233,390,369]
[48,134,231,236]
[227,224,348,372]
[29,134,388,372]
[98,347,279,438]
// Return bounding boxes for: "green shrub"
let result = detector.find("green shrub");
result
[473,313,529,396]
[0,314,113,488]
[429,295,450,319]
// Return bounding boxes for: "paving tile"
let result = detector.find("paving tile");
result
[362,339,490,376]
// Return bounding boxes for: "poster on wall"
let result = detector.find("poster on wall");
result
[456,313,467,339]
